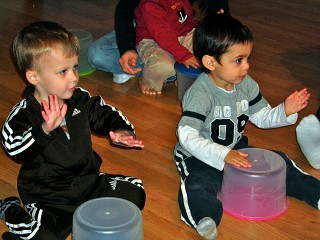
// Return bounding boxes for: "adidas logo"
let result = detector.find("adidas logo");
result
[72,108,81,116]
[109,179,117,190]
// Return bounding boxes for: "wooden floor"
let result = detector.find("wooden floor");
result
[0,0,319,239]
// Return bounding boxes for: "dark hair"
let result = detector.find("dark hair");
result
[12,21,79,73]
[192,0,230,16]
[193,14,253,73]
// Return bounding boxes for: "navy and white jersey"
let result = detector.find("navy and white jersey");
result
[174,73,297,170]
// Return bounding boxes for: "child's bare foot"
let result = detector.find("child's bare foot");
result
[139,77,162,95]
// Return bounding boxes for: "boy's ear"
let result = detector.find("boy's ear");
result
[26,70,38,85]
[202,55,216,71]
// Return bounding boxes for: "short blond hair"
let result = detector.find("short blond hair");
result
[13,21,79,73]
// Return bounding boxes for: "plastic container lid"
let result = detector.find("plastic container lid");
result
[219,148,288,221]
[68,29,96,76]
[73,197,143,240]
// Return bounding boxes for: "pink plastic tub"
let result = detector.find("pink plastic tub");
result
[219,148,288,221]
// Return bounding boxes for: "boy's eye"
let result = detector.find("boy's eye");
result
[59,69,68,75]
[73,64,79,70]
[236,58,242,64]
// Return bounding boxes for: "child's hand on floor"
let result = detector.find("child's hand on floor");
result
[224,150,251,168]
[109,130,144,148]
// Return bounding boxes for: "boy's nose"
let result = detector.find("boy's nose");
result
[242,61,250,70]
[70,68,79,81]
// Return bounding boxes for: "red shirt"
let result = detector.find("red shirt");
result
[135,0,199,63]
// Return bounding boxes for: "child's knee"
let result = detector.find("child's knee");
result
[157,59,175,77]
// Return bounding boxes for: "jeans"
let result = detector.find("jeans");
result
[87,30,143,75]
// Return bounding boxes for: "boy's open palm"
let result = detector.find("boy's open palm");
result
[284,88,310,116]
[41,95,67,134]
[109,130,144,148]
[224,150,251,168]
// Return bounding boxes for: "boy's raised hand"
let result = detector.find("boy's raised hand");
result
[109,130,144,148]
[224,149,251,168]
[284,88,310,116]
[41,95,67,134]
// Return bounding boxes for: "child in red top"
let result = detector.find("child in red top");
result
[135,0,201,95]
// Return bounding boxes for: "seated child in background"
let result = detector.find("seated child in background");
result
[173,14,320,239]
[88,0,230,85]
[296,106,320,169]
[0,21,145,240]
[134,0,201,95]
[88,0,143,84]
